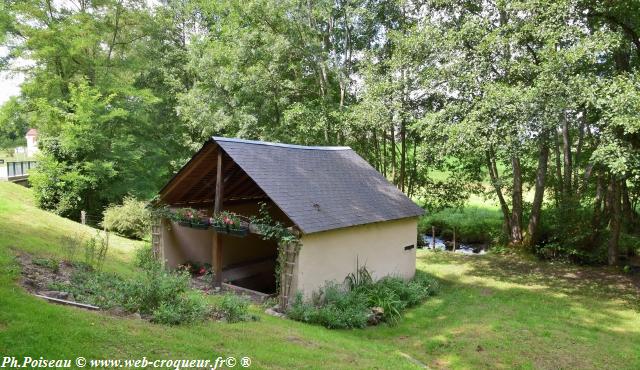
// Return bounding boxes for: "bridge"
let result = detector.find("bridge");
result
[0,160,37,186]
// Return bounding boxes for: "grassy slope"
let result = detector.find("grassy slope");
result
[1,182,639,369]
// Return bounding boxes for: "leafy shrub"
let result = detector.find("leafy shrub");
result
[536,206,608,265]
[121,267,191,314]
[102,197,151,240]
[55,261,211,324]
[620,234,640,256]
[51,268,126,309]
[32,257,60,273]
[344,264,373,291]
[60,233,84,264]
[362,285,404,323]
[83,232,109,271]
[369,275,435,306]
[289,285,370,329]
[215,294,256,323]
[152,293,210,325]
[288,274,440,329]
[134,244,161,271]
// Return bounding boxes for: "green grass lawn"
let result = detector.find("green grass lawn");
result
[1,182,639,369]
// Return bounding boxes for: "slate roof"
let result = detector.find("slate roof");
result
[213,137,424,234]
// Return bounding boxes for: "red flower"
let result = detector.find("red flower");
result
[198,267,206,275]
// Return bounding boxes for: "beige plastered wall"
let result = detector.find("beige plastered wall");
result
[294,217,418,298]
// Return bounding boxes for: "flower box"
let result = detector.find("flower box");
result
[227,227,249,237]
[212,225,227,233]
[190,221,210,230]
[211,224,249,237]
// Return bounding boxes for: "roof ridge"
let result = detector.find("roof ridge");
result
[212,136,351,151]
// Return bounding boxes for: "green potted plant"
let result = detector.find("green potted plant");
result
[209,211,249,237]
[210,214,227,233]
[172,208,197,227]
[223,211,249,237]
[190,209,210,229]
[171,208,210,229]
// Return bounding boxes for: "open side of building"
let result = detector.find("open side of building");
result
[156,137,424,301]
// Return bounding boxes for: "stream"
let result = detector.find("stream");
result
[421,235,487,255]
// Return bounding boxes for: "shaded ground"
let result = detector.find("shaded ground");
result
[356,251,640,369]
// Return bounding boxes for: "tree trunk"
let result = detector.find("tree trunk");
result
[525,140,549,247]
[486,150,511,237]
[573,116,585,194]
[390,124,397,185]
[407,139,417,197]
[399,120,406,192]
[561,113,573,197]
[372,130,381,172]
[510,155,524,244]
[554,131,563,206]
[588,174,604,248]
[621,180,635,223]
[382,129,387,177]
[608,178,621,266]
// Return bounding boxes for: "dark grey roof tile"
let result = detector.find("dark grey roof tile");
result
[214,137,424,234]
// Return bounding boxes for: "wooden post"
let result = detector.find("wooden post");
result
[213,151,224,287]
[453,227,456,252]
[81,210,86,225]
[431,226,435,249]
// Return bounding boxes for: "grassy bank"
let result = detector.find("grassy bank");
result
[1,182,639,368]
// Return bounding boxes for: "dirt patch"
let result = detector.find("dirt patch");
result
[189,274,214,292]
[12,251,236,323]
[15,252,74,294]
[287,335,320,348]
[479,288,493,296]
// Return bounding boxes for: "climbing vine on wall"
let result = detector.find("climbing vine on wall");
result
[250,203,301,297]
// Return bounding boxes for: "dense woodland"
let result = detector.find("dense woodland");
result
[0,0,638,264]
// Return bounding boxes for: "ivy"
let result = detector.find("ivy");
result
[250,203,302,295]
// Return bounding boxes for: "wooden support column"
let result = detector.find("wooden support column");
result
[213,151,224,287]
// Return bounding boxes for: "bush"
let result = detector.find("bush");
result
[121,267,191,314]
[289,286,370,329]
[215,294,256,323]
[152,293,210,325]
[55,251,268,325]
[55,262,212,324]
[134,244,160,271]
[83,232,109,271]
[536,206,607,265]
[32,257,60,274]
[51,268,126,309]
[102,197,151,240]
[288,274,440,329]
